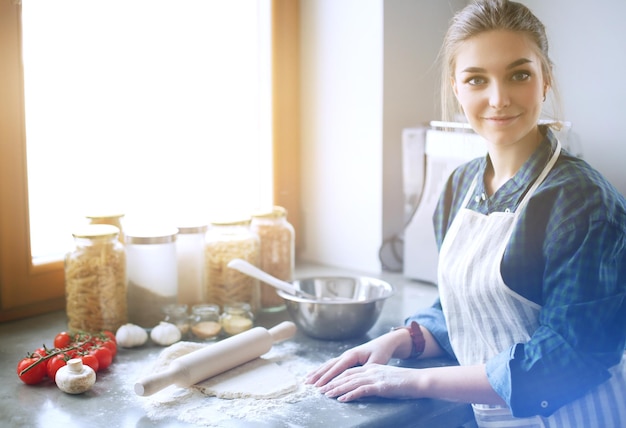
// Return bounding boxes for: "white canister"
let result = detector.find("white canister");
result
[176,224,208,307]
[126,228,178,328]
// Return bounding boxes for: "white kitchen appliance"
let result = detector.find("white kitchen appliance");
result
[402,122,487,284]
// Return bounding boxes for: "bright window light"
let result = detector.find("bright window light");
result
[22,0,273,261]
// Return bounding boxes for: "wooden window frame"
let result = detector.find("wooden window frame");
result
[0,0,300,322]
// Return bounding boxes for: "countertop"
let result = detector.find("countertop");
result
[0,264,476,428]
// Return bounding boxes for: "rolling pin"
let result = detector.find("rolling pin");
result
[134,321,297,396]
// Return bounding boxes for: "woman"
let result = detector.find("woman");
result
[305,1,626,426]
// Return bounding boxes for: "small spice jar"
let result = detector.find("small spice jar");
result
[250,206,295,312]
[162,303,190,337]
[204,218,260,313]
[190,303,222,341]
[126,228,178,328]
[220,302,254,336]
[65,224,127,333]
[176,224,208,307]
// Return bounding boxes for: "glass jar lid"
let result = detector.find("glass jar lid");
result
[71,224,120,239]
[251,206,287,219]
[125,227,179,244]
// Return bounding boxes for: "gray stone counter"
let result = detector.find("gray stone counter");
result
[0,264,475,427]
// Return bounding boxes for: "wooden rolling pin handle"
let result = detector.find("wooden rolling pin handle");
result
[268,321,297,343]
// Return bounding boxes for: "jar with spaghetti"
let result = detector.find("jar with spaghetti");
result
[65,224,127,333]
[220,302,254,336]
[85,212,125,244]
[126,228,178,328]
[250,206,294,312]
[204,218,260,313]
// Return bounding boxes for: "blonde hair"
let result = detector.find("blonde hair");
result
[439,0,563,129]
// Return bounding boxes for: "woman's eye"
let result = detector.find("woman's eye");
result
[467,76,486,85]
[512,71,531,81]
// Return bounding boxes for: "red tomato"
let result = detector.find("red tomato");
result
[46,354,67,381]
[33,347,48,358]
[54,332,72,349]
[101,339,117,358]
[81,354,100,373]
[90,347,112,371]
[102,330,116,343]
[17,357,47,385]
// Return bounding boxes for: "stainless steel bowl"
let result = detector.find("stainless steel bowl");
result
[277,276,394,340]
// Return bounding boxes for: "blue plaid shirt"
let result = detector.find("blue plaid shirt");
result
[408,127,626,417]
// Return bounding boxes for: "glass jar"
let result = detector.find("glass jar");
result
[251,206,295,312]
[220,302,254,336]
[176,224,208,307]
[162,303,190,337]
[190,303,222,341]
[85,213,125,244]
[126,228,178,328]
[204,219,260,313]
[65,224,127,333]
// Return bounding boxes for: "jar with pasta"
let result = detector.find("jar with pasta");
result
[204,218,260,313]
[65,224,127,333]
[250,206,294,312]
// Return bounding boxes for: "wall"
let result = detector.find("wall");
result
[299,0,384,272]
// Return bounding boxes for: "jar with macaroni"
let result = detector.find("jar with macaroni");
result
[65,224,127,333]
[204,218,260,313]
[250,206,294,312]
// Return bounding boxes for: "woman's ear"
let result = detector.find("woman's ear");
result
[451,76,459,99]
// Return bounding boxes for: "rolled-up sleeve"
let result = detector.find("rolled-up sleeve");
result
[406,298,456,359]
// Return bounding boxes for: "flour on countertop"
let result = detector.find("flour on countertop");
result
[138,341,325,427]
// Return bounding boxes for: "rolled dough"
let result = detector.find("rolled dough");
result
[194,357,298,399]
[153,341,298,399]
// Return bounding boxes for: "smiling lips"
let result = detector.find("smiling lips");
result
[484,114,520,126]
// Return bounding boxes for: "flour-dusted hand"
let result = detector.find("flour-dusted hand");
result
[317,364,422,402]
[305,330,411,387]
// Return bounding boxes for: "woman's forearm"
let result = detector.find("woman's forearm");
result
[417,364,506,405]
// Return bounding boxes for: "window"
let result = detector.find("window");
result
[0,0,300,321]
[22,0,273,261]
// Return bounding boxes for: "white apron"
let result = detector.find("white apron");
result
[437,141,626,427]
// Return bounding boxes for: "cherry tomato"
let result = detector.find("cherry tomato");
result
[17,357,47,385]
[81,354,100,373]
[101,338,117,358]
[46,354,67,381]
[54,332,72,349]
[102,330,116,343]
[90,347,112,371]
[34,346,48,358]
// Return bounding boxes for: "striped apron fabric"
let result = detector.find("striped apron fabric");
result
[437,141,626,427]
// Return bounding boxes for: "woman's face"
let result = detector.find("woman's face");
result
[452,30,547,148]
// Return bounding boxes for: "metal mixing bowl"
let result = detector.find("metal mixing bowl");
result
[276,276,394,340]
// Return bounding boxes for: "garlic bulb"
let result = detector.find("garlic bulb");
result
[55,358,96,394]
[150,321,182,346]
[115,323,148,348]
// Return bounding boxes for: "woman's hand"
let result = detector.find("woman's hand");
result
[305,331,407,387]
[317,364,423,402]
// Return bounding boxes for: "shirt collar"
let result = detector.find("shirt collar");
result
[475,126,557,210]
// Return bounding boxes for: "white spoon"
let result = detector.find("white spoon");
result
[226,258,318,300]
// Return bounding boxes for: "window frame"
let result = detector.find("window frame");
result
[0,0,300,322]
